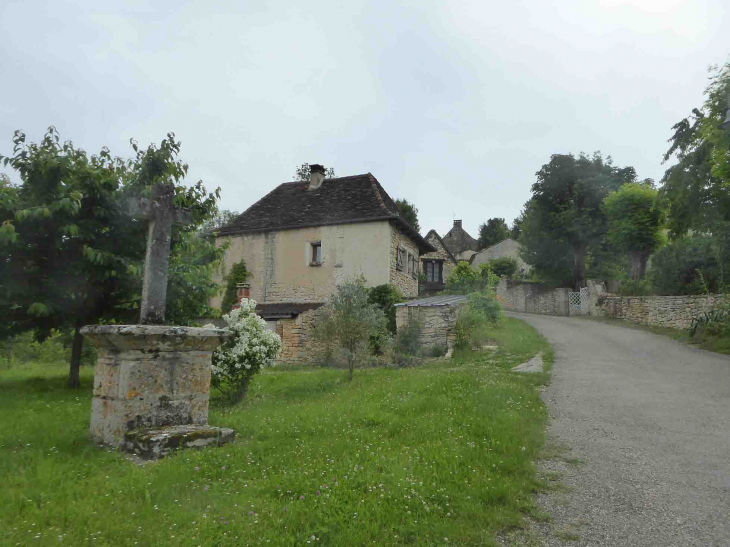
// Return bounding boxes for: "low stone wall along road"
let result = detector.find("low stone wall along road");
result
[506,312,730,547]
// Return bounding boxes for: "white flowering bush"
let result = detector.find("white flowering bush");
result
[208,298,281,403]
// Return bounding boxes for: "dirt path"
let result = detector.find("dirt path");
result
[506,312,730,547]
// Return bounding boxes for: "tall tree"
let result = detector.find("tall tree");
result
[510,215,523,240]
[661,62,730,238]
[0,128,220,387]
[477,218,510,249]
[604,182,663,280]
[198,209,239,234]
[394,198,420,232]
[521,152,636,290]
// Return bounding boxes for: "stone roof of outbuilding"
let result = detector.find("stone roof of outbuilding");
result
[256,302,324,319]
[217,173,435,253]
[394,294,467,307]
[441,222,479,255]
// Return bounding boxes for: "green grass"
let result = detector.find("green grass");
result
[0,317,552,546]
[582,316,730,355]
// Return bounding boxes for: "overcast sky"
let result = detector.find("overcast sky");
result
[1,0,728,238]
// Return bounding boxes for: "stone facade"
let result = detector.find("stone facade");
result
[496,279,569,316]
[471,239,530,274]
[81,325,231,450]
[389,223,420,298]
[420,230,457,294]
[598,294,724,329]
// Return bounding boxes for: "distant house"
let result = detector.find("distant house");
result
[211,165,435,363]
[419,230,459,295]
[441,220,479,262]
[470,238,531,274]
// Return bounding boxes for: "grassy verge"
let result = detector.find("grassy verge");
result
[1,317,551,546]
[582,316,730,355]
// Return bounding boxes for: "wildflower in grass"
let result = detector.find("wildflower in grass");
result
[300,495,305,500]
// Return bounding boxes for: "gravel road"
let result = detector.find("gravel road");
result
[507,312,730,547]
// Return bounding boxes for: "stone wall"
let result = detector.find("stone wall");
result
[496,279,569,316]
[389,223,420,298]
[598,294,723,329]
[395,304,461,351]
[275,308,319,364]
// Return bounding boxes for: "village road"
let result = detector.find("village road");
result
[507,312,730,547]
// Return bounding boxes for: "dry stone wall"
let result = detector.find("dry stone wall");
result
[598,294,723,329]
[275,308,319,364]
[496,279,569,316]
[395,304,460,351]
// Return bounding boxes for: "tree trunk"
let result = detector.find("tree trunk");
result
[68,324,83,389]
[630,249,648,280]
[572,242,587,292]
[348,354,354,382]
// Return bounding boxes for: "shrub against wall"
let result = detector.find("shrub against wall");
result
[220,260,249,313]
[648,236,728,295]
[368,284,403,335]
[487,257,519,279]
[209,299,281,404]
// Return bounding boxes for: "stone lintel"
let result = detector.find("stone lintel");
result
[80,324,231,352]
[124,425,235,460]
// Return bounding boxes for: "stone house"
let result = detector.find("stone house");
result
[470,238,531,274]
[211,165,435,363]
[419,230,459,295]
[441,219,479,262]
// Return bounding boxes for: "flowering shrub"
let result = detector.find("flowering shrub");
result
[208,298,281,403]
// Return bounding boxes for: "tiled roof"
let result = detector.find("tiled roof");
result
[441,223,479,254]
[217,174,435,253]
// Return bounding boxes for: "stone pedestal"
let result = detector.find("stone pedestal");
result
[80,325,233,456]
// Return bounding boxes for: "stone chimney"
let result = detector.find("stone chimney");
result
[309,164,326,190]
[453,220,462,228]
[232,283,250,309]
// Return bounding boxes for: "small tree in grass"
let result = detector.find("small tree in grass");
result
[208,298,281,404]
[314,278,387,381]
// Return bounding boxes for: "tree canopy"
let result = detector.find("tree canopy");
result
[0,128,222,387]
[660,62,730,238]
[394,198,421,232]
[604,182,663,280]
[477,218,510,249]
[294,163,335,181]
[520,152,637,290]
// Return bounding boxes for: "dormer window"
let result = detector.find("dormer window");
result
[311,242,322,266]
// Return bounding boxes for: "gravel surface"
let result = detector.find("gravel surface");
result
[505,312,730,547]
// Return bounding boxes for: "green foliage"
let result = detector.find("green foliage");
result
[394,318,421,356]
[394,198,421,232]
[618,279,652,296]
[367,284,403,335]
[221,259,249,313]
[487,257,519,279]
[454,308,491,350]
[520,152,638,289]
[604,182,663,279]
[198,209,239,234]
[313,278,387,380]
[478,218,510,249]
[647,236,729,295]
[467,291,502,325]
[661,62,730,238]
[294,163,335,181]
[510,214,523,240]
[0,127,221,387]
[444,261,481,294]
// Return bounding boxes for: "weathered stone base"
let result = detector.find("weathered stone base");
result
[123,425,235,460]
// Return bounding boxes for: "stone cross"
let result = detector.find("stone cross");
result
[130,182,191,324]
